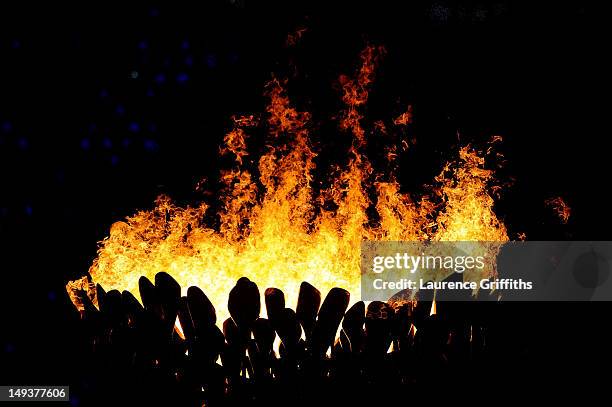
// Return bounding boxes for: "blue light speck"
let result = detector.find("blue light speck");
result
[176,72,189,84]
[155,73,166,84]
[129,122,140,133]
[144,139,159,152]
[206,54,218,68]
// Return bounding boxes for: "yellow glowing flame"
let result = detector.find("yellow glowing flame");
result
[71,46,509,323]
[174,317,186,340]
[430,299,437,316]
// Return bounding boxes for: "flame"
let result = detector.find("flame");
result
[174,317,186,340]
[77,46,509,323]
[393,105,413,126]
[66,275,98,312]
[545,196,570,224]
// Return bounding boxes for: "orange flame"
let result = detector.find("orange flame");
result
[393,105,413,126]
[66,276,98,313]
[75,46,509,322]
[545,196,571,224]
[174,317,186,340]
[430,298,437,316]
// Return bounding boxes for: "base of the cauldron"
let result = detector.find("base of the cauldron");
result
[64,275,609,407]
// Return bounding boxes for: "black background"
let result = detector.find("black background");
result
[0,0,608,400]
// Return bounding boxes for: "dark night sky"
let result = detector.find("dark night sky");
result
[0,0,607,390]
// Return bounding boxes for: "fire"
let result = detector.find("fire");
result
[66,275,98,313]
[72,46,509,322]
[174,317,186,340]
[545,196,570,224]
[393,105,413,126]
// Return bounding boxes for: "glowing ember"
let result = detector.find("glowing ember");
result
[545,196,571,224]
[393,105,413,126]
[70,46,509,322]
